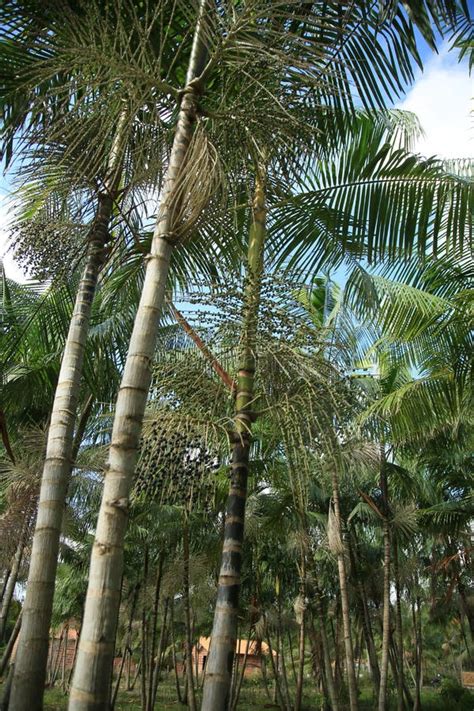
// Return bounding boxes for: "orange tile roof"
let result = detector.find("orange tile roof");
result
[196,636,272,656]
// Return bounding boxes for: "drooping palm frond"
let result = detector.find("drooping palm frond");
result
[270,113,473,276]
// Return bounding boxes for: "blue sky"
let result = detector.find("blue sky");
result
[1,32,472,283]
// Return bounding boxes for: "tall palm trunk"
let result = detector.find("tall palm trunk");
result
[393,537,405,711]
[348,531,380,694]
[0,517,28,640]
[294,553,306,711]
[313,587,340,711]
[331,473,359,711]
[68,8,210,709]
[183,513,197,711]
[201,170,267,711]
[9,115,126,711]
[412,595,422,711]
[378,454,391,711]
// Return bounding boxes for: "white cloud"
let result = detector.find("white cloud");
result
[397,45,473,159]
[1,46,472,285]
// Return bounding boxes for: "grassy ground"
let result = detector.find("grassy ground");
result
[1,678,473,709]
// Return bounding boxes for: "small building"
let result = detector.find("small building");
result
[193,636,273,677]
[461,670,474,689]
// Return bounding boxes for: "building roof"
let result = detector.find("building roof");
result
[196,636,272,656]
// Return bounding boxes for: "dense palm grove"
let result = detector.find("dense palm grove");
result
[0,1,472,710]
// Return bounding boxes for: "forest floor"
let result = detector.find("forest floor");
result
[1,677,473,710]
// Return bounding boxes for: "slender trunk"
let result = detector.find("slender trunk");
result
[260,651,273,702]
[378,519,391,711]
[294,555,306,711]
[170,305,235,392]
[111,585,139,710]
[201,168,267,711]
[388,634,412,709]
[331,613,342,690]
[141,548,149,711]
[378,453,391,711]
[61,624,69,692]
[412,596,422,711]
[10,115,126,711]
[288,630,297,686]
[126,649,132,692]
[51,628,65,687]
[150,597,169,709]
[67,628,81,689]
[69,8,210,707]
[458,581,474,639]
[170,600,183,704]
[294,615,306,711]
[331,475,358,711]
[313,587,339,711]
[349,532,380,694]
[131,659,142,693]
[228,621,240,706]
[277,593,292,711]
[183,514,197,711]
[230,633,251,711]
[0,610,22,677]
[0,663,14,711]
[0,568,10,605]
[393,538,405,711]
[0,518,27,640]
[264,617,286,711]
[147,558,164,711]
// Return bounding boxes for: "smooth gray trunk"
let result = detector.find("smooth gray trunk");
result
[9,115,126,711]
[68,6,210,709]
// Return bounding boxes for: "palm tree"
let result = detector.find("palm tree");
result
[9,115,128,709]
[3,2,471,707]
[68,2,213,705]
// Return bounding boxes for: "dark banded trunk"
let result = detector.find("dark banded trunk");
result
[201,170,267,711]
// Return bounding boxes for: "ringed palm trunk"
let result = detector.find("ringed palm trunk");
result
[68,8,210,710]
[378,456,391,711]
[9,116,126,711]
[331,473,359,711]
[201,170,267,711]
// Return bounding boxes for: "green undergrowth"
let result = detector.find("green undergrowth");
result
[1,678,473,709]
